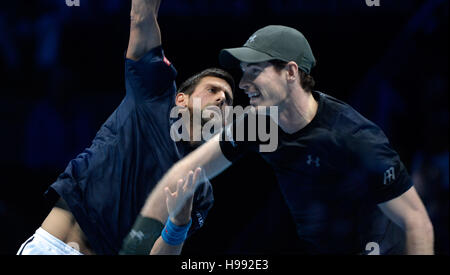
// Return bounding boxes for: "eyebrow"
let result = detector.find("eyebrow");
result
[241,62,265,71]
[206,84,233,101]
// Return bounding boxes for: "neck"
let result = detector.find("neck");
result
[278,89,318,134]
[188,123,204,149]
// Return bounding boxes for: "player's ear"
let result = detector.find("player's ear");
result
[175,93,189,107]
[286,61,299,84]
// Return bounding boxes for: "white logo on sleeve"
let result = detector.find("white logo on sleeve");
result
[129,230,145,241]
[383,166,395,185]
[196,212,204,227]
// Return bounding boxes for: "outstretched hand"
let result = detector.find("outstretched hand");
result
[164,167,202,226]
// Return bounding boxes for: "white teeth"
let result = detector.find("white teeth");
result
[247,92,260,98]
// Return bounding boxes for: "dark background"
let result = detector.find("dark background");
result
[0,0,448,254]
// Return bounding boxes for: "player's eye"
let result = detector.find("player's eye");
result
[251,67,261,74]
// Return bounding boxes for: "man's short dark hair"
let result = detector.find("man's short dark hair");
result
[177,68,235,98]
[268,60,315,93]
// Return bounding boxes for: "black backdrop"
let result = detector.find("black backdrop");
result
[0,0,448,254]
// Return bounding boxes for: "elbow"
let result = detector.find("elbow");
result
[423,219,434,240]
[404,213,434,240]
[419,219,434,242]
[405,216,434,254]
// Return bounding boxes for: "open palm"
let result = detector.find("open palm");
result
[164,167,202,225]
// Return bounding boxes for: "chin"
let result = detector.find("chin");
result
[202,117,222,126]
[252,101,270,108]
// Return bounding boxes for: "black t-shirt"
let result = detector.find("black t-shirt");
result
[220,91,412,254]
[46,46,213,254]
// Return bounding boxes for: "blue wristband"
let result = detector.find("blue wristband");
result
[161,218,192,246]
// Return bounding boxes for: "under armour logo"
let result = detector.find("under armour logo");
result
[246,35,257,44]
[383,167,395,185]
[306,155,320,167]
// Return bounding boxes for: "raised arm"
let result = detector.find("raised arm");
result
[126,0,162,61]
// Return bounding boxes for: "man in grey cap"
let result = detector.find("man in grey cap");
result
[139,25,434,254]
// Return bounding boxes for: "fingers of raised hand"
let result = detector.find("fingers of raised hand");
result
[181,170,194,193]
[190,167,202,192]
[176,177,184,194]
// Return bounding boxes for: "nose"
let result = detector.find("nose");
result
[239,71,254,92]
[239,75,249,91]
[215,91,226,107]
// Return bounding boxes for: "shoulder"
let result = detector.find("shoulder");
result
[125,46,178,100]
[318,92,378,133]
[125,46,175,73]
[315,91,388,151]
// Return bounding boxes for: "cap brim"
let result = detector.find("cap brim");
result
[219,47,274,69]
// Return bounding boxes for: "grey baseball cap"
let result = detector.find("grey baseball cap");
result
[219,25,316,74]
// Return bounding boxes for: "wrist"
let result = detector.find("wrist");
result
[161,218,192,246]
[170,216,191,227]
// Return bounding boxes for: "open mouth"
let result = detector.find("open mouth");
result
[247,91,261,99]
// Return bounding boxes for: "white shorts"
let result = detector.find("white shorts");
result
[17,227,83,255]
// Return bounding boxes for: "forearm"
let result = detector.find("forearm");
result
[378,187,434,255]
[150,236,183,255]
[141,156,206,224]
[404,223,434,255]
[126,0,162,61]
[141,134,231,223]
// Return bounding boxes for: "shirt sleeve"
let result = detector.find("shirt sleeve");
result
[346,124,413,204]
[125,46,177,102]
